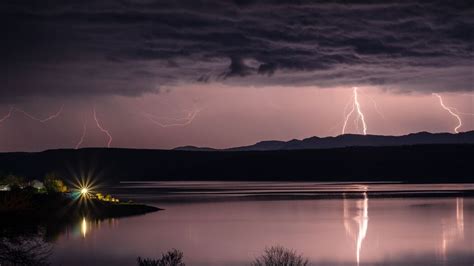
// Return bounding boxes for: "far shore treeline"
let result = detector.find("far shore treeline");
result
[0,144,473,184]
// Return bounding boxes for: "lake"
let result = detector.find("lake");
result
[49,182,473,265]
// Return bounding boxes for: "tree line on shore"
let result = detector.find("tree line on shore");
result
[0,172,67,194]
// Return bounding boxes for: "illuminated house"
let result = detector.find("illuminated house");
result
[30,180,44,190]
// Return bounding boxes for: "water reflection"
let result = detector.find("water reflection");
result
[48,217,120,242]
[81,217,88,238]
[75,217,119,240]
[47,182,474,266]
[456,198,464,235]
[440,197,465,262]
[343,190,369,265]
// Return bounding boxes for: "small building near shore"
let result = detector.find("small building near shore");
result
[30,180,44,190]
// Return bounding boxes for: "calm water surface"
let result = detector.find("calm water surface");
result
[50,182,474,265]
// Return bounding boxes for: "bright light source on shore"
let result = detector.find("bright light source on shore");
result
[71,176,98,203]
[79,187,90,198]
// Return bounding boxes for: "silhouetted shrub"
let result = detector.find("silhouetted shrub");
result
[137,249,185,266]
[0,234,52,266]
[43,173,67,193]
[251,246,309,266]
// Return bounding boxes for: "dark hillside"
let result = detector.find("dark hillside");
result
[0,144,472,184]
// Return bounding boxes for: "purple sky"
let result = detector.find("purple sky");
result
[1,1,472,151]
[0,86,472,152]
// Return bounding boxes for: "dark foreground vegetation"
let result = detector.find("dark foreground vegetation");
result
[137,249,185,266]
[251,246,309,266]
[137,246,308,266]
[0,230,52,266]
[0,144,473,183]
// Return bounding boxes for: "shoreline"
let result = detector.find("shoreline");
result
[0,191,161,226]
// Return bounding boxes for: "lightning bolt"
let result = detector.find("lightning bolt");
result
[93,107,112,148]
[457,111,474,116]
[433,93,462,133]
[14,105,64,123]
[450,107,474,116]
[342,99,355,135]
[0,107,14,124]
[342,96,355,135]
[354,88,368,135]
[75,118,87,149]
[145,108,201,127]
[369,96,385,120]
[342,87,368,135]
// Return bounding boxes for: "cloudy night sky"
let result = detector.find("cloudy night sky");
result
[1,0,473,151]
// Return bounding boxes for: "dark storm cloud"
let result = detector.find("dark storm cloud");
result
[1,0,472,101]
[220,57,256,78]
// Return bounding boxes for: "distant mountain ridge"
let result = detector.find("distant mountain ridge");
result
[175,131,474,151]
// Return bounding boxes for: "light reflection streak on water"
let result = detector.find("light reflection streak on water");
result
[356,193,369,266]
[343,187,369,265]
[78,217,119,240]
[456,198,464,235]
[441,197,465,261]
[81,217,87,238]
